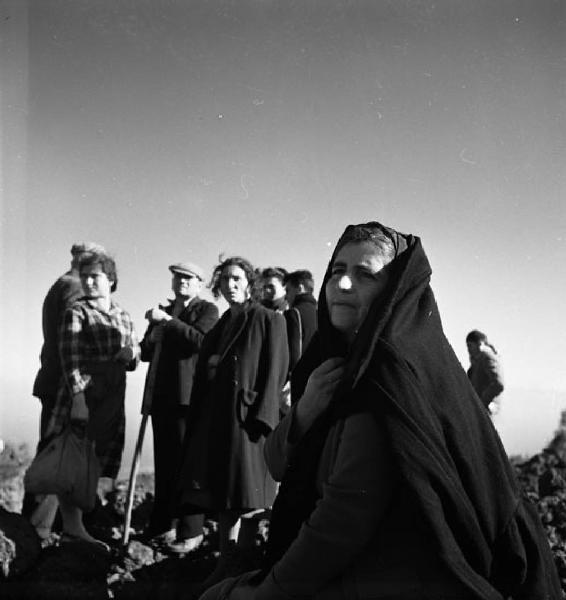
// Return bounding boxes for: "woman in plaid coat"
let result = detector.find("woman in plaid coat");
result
[48,251,139,549]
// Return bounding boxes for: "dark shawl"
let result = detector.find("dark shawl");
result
[262,222,560,599]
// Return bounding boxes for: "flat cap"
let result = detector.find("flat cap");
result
[71,241,106,256]
[169,261,205,281]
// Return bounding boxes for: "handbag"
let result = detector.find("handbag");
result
[24,424,100,511]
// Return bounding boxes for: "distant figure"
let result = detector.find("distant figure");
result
[260,267,288,313]
[466,329,504,415]
[283,269,318,375]
[178,256,289,589]
[140,261,219,552]
[25,241,105,538]
[48,250,139,549]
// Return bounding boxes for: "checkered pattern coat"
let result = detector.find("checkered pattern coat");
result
[48,298,140,478]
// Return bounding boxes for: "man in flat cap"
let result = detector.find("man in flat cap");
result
[25,241,106,537]
[140,261,219,552]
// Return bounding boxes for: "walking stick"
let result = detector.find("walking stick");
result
[122,338,162,545]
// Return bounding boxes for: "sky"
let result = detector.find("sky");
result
[1,0,565,475]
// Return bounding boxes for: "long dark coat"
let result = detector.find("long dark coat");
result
[179,301,289,511]
[139,296,219,534]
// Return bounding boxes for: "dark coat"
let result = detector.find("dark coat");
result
[261,222,560,599]
[140,297,219,411]
[179,302,289,511]
[467,345,504,410]
[284,293,317,374]
[33,271,84,400]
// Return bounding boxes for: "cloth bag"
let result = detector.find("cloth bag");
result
[24,424,100,511]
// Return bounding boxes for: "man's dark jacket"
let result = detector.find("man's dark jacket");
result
[284,293,317,374]
[33,271,84,400]
[140,297,219,411]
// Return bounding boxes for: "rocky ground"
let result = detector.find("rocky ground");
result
[2,422,566,600]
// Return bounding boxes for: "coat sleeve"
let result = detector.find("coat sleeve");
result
[163,302,219,356]
[480,352,504,406]
[139,322,155,363]
[255,413,394,599]
[284,309,301,374]
[253,312,289,431]
[59,305,91,395]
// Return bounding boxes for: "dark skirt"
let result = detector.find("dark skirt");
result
[84,362,126,479]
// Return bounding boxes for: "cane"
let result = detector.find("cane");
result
[122,337,162,545]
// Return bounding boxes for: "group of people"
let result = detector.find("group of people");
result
[26,222,559,600]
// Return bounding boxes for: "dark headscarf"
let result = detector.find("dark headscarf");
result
[262,222,560,599]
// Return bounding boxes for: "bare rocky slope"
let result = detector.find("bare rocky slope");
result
[2,415,566,599]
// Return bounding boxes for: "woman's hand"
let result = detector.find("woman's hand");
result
[293,357,345,438]
[226,583,256,600]
[114,346,134,365]
[70,392,89,422]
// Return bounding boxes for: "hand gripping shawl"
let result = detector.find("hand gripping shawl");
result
[262,222,560,599]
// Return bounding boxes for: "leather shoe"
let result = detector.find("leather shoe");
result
[166,533,204,555]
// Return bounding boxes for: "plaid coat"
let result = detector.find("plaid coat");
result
[48,298,140,478]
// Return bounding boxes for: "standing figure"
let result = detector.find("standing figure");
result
[466,329,505,415]
[178,256,288,587]
[283,269,318,376]
[48,251,139,548]
[260,267,288,313]
[140,261,219,551]
[25,241,105,538]
[199,222,559,600]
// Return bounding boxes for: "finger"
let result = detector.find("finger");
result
[316,357,345,374]
[320,365,345,383]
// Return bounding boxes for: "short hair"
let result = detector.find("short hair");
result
[210,255,258,300]
[71,241,105,257]
[466,330,488,344]
[261,267,288,282]
[283,270,314,294]
[78,252,118,293]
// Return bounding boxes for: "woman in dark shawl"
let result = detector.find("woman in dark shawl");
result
[199,222,560,600]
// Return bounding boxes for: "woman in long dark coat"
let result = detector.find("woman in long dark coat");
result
[178,256,289,583]
[200,222,560,600]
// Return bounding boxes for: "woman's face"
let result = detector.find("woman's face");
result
[325,241,390,340]
[80,264,113,301]
[220,265,250,306]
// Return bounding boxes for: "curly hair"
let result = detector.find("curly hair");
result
[209,255,258,300]
[78,251,118,292]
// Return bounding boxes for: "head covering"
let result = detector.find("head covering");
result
[70,241,106,257]
[263,221,560,598]
[168,261,205,281]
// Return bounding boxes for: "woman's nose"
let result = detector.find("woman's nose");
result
[337,275,353,291]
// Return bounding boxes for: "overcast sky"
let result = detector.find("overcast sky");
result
[1,0,565,472]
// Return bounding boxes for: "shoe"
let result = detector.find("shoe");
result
[60,532,110,553]
[167,533,204,555]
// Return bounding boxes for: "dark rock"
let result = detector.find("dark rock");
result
[0,508,41,578]
[539,468,566,498]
